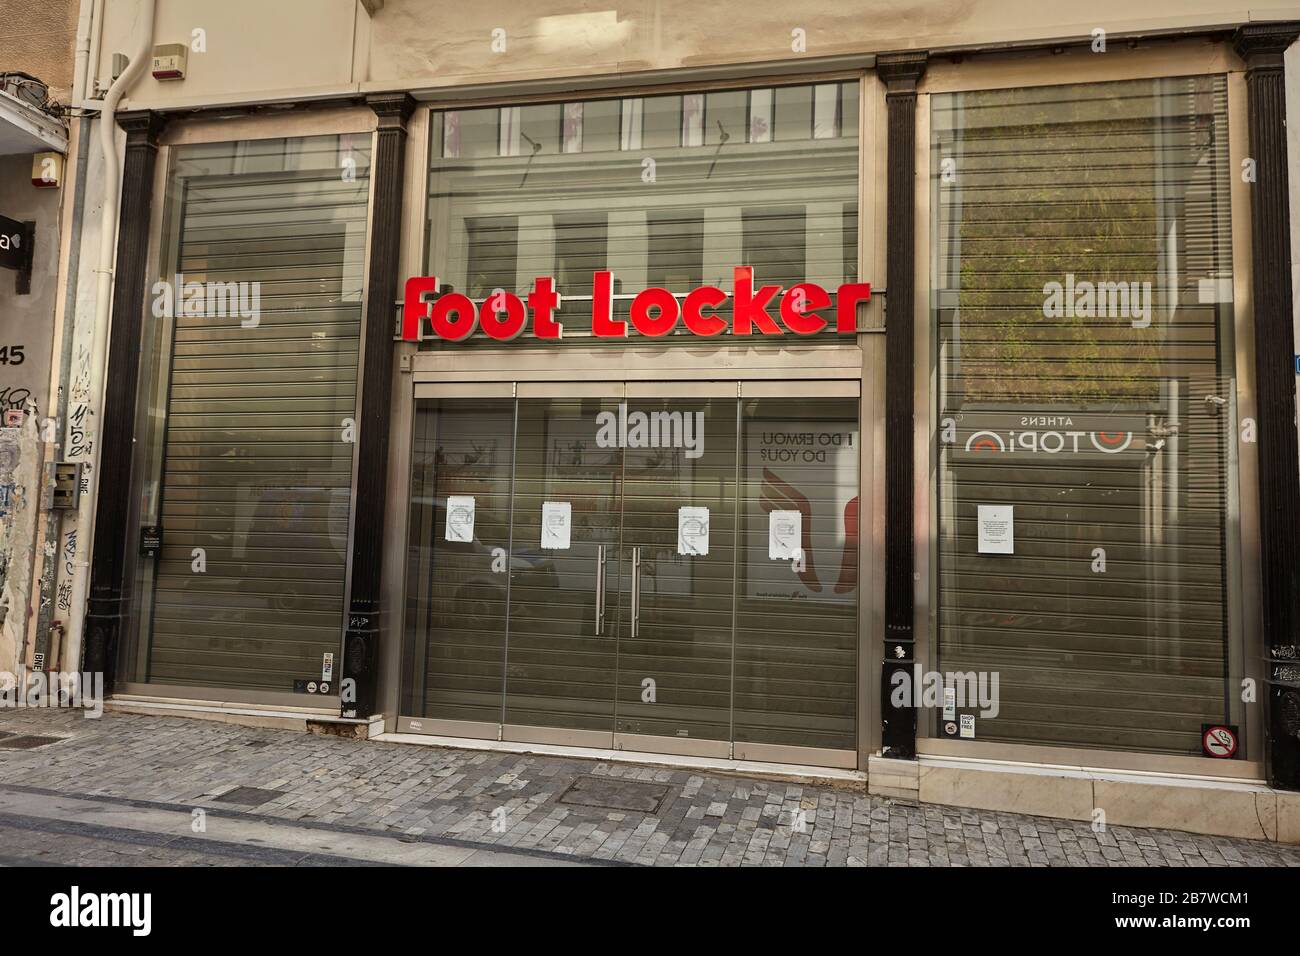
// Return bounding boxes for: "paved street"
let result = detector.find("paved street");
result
[0,786,582,867]
[1,707,1297,867]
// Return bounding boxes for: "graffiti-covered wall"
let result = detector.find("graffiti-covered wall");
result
[0,152,61,672]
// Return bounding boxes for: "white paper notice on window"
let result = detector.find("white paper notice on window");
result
[977,504,1014,554]
[445,495,475,543]
[678,507,710,556]
[768,509,802,560]
[541,501,572,550]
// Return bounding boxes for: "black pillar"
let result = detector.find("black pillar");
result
[877,52,927,759]
[340,93,415,718]
[1234,23,1300,791]
[84,110,167,688]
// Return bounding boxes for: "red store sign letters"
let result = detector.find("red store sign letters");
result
[402,267,871,342]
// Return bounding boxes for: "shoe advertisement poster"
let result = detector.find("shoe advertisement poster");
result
[746,418,858,604]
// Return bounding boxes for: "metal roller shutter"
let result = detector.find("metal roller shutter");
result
[144,136,371,692]
[931,76,1237,755]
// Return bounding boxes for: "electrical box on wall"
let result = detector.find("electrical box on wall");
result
[31,152,62,188]
[151,44,188,81]
[46,462,83,511]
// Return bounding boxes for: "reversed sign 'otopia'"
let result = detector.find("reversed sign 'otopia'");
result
[402,267,870,342]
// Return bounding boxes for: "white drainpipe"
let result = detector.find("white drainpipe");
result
[72,0,93,106]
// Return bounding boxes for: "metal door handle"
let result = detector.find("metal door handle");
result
[631,547,641,638]
[595,545,606,635]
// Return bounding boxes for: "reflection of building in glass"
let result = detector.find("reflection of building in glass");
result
[426,83,859,338]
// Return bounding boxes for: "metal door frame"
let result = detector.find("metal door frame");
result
[117,112,378,708]
[396,372,869,771]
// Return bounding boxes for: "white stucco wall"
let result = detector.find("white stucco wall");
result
[87,0,1300,111]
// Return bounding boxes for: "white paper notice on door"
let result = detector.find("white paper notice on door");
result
[541,501,572,550]
[445,495,475,543]
[768,509,802,560]
[678,506,710,556]
[977,504,1014,554]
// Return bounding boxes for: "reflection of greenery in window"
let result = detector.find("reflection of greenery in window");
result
[930,77,1239,757]
[934,76,1231,408]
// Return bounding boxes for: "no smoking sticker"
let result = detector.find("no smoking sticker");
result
[1201,724,1238,758]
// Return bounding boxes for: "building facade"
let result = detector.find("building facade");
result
[0,0,76,680]
[35,0,1300,842]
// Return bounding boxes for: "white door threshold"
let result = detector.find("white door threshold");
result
[107,696,380,737]
[373,731,866,787]
[109,694,338,717]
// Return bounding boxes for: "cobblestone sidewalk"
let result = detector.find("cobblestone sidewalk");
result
[1,708,1297,867]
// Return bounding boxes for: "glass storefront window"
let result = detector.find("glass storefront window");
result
[119,134,372,692]
[401,393,859,761]
[929,76,1242,756]
[426,81,860,341]
[735,398,859,752]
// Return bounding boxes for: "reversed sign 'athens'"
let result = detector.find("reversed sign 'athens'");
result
[402,267,871,341]
[965,428,1134,455]
[952,413,1144,458]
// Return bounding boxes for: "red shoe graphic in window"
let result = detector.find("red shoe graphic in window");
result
[835,495,858,594]
[761,469,859,595]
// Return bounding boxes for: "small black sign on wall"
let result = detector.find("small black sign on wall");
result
[0,215,34,294]
[139,525,163,558]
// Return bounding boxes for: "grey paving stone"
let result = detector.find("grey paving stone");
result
[1,708,1298,868]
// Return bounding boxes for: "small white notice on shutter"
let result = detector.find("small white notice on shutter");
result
[678,507,710,556]
[977,505,1013,554]
[541,501,571,550]
[445,495,475,543]
[769,510,802,560]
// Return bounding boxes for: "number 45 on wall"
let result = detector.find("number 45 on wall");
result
[0,346,24,365]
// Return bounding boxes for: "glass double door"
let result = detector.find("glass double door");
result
[507,386,735,752]
[402,382,860,766]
